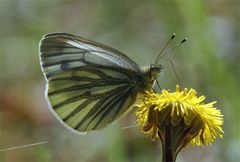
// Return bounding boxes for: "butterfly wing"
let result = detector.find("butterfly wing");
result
[39,33,142,132]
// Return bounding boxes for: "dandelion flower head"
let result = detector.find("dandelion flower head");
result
[135,85,224,147]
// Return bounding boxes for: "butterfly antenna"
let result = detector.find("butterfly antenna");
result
[154,33,176,64]
[157,38,188,61]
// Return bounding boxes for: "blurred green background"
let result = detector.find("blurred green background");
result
[0,1,239,162]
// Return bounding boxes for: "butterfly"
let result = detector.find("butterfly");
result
[39,33,181,133]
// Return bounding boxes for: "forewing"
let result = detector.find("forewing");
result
[39,33,140,132]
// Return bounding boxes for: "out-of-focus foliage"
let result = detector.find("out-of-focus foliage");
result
[0,1,239,162]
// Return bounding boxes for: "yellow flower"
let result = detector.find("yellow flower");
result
[135,85,224,162]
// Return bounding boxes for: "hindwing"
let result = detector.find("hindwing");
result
[39,33,142,132]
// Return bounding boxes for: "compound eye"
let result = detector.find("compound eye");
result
[150,64,155,69]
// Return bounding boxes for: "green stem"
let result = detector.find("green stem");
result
[160,127,176,162]
[162,147,175,162]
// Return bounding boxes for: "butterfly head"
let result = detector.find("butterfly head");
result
[150,63,162,72]
[148,63,163,81]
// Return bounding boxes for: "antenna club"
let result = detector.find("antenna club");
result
[180,38,188,44]
[171,33,176,39]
